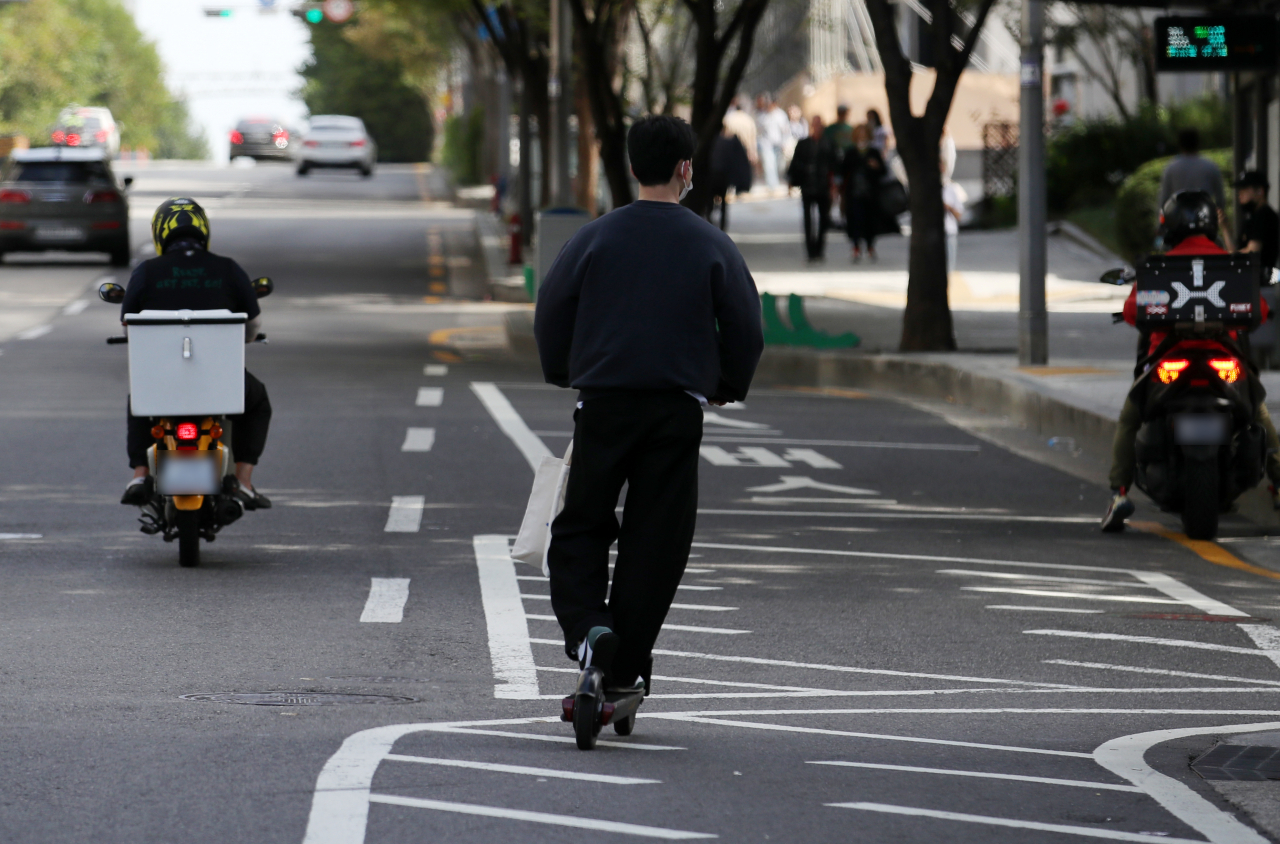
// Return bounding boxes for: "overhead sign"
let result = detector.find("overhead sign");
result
[322,0,352,22]
[1155,15,1279,71]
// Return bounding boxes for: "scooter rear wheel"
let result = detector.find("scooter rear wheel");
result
[176,510,201,567]
[573,693,599,750]
[1182,459,1219,541]
[613,713,635,736]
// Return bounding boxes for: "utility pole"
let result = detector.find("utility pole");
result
[548,0,573,206]
[1018,0,1047,365]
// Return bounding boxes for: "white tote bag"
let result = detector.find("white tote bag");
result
[511,440,573,577]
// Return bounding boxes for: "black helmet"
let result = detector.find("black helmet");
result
[1159,190,1218,249]
[151,197,210,254]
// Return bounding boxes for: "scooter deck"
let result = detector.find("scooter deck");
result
[559,689,645,725]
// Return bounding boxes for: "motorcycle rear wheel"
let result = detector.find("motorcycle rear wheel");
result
[1181,459,1219,541]
[176,510,201,567]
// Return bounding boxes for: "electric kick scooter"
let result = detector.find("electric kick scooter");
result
[561,658,653,750]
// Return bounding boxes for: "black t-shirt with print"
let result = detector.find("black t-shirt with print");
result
[121,243,260,319]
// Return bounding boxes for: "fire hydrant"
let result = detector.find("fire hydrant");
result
[508,214,522,266]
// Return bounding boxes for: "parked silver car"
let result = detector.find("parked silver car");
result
[296,115,376,177]
[0,147,131,265]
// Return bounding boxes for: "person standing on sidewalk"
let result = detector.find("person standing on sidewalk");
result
[534,114,765,689]
[788,115,833,261]
[755,93,789,193]
[1235,171,1280,273]
[1159,129,1225,210]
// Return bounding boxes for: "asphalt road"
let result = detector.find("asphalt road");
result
[5,162,1280,843]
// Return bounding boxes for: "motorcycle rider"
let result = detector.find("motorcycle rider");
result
[1102,190,1280,531]
[119,197,272,511]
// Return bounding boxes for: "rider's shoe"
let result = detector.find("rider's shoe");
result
[577,626,619,674]
[231,480,272,511]
[606,676,646,695]
[121,475,153,506]
[1100,488,1135,532]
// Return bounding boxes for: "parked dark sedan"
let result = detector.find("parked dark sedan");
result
[229,117,293,161]
[0,147,131,265]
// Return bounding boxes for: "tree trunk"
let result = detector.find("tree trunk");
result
[575,76,598,214]
[897,140,955,350]
[566,0,634,208]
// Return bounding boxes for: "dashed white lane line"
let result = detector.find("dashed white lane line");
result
[827,803,1198,843]
[415,387,443,407]
[676,584,722,591]
[383,496,425,532]
[431,725,682,750]
[523,614,749,635]
[987,605,1105,614]
[471,382,552,470]
[474,535,540,699]
[366,794,717,839]
[423,364,448,376]
[15,324,52,340]
[941,569,1139,587]
[1130,571,1248,617]
[0,533,42,540]
[1044,659,1280,687]
[808,761,1142,792]
[964,587,1182,605]
[62,299,89,316]
[400,427,436,452]
[382,754,660,784]
[359,578,410,623]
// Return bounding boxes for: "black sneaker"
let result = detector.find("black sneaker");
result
[1100,489,1135,532]
[606,676,646,695]
[577,626,619,674]
[231,480,272,511]
[121,476,153,506]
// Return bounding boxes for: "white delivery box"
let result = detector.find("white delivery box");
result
[125,309,246,417]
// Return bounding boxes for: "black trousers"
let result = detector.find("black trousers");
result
[127,370,272,468]
[548,391,703,682]
[801,192,830,258]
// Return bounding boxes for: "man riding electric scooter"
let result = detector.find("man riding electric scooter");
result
[1101,190,1280,531]
[119,197,273,511]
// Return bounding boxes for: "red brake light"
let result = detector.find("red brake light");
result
[0,221,25,230]
[230,130,244,144]
[95,130,108,142]
[272,129,288,141]
[350,139,365,147]
[1155,359,1190,384]
[51,129,66,144]
[0,189,30,203]
[176,422,199,441]
[66,133,80,146]
[84,190,121,204]
[1209,358,1242,383]
[304,140,319,148]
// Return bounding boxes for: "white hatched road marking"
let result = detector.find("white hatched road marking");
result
[1240,624,1280,670]
[963,587,1183,605]
[522,614,749,635]
[359,578,409,623]
[1044,660,1280,687]
[701,412,770,429]
[748,476,876,495]
[1131,572,1248,616]
[828,803,1200,843]
[987,605,1105,614]
[400,427,436,452]
[1027,629,1274,656]
[940,569,1142,587]
[415,387,443,406]
[383,496,424,532]
[383,754,660,784]
[808,760,1142,792]
[474,535,539,699]
[471,382,552,470]
[0,533,42,540]
[423,363,448,375]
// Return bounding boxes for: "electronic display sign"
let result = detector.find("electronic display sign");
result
[1155,16,1278,71]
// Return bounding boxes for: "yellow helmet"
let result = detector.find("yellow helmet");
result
[151,197,210,254]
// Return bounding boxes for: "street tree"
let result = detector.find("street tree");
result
[864,0,998,351]
[1047,3,1156,121]
[565,0,636,207]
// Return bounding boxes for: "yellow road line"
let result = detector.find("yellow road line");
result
[1132,520,1280,580]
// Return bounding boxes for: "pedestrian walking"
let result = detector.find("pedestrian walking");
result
[709,125,752,231]
[866,108,891,155]
[942,157,967,274]
[754,94,789,192]
[788,115,833,261]
[722,97,758,170]
[1234,171,1279,272]
[533,114,764,692]
[842,124,884,262]
[822,105,854,228]
[1160,128,1225,210]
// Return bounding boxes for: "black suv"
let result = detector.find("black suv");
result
[229,117,293,161]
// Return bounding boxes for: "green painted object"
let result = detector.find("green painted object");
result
[523,264,536,302]
[760,292,859,349]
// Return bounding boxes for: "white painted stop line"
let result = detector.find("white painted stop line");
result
[360,578,410,623]
[401,428,435,452]
[384,496,425,532]
[415,387,443,406]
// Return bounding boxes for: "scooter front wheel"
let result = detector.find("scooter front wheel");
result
[176,510,200,567]
[573,693,599,749]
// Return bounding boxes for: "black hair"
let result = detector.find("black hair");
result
[867,109,882,127]
[627,115,696,186]
[1177,128,1200,154]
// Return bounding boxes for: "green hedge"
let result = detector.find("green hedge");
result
[440,107,485,185]
[1113,148,1232,263]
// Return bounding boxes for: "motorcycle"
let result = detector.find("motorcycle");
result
[98,277,273,566]
[1102,254,1268,540]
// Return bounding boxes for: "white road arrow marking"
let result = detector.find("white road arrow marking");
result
[702,412,770,429]
[748,476,877,495]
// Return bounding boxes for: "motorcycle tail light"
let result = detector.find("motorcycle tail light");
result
[1209,358,1241,383]
[1155,359,1190,384]
[176,422,199,441]
[0,189,30,203]
[151,424,166,439]
[209,423,223,439]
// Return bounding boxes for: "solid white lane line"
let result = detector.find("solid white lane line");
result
[808,761,1141,792]
[828,803,1198,843]
[1130,571,1248,616]
[677,585,722,591]
[1094,722,1280,844]
[15,324,52,340]
[963,587,1181,605]
[535,640,1087,690]
[1239,624,1280,670]
[701,435,980,452]
[517,594,737,611]
[474,535,540,699]
[523,614,749,635]
[987,606,1105,614]
[470,381,552,471]
[433,725,682,750]
[415,387,443,406]
[367,794,717,839]
[940,569,1139,587]
[690,542,1129,572]
[1043,660,1280,687]
[400,427,436,452]
[1027,629,1271,656]
[423,364,448,375]
[0,533,42,540]
[62,299,89,316]
[383,496,425,532]
[696,509,1096,523]
[383,754,660,784]
[359,578,410,623]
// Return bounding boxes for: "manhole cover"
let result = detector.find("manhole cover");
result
[1192,745,1280,780]
[181,692,417,706]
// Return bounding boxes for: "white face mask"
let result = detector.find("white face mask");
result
[678,162,693,201]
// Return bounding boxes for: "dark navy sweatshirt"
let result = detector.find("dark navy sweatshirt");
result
[533,200,764,402]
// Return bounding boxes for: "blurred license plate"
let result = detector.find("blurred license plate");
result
[1174,414,1228,445]
[157,457,219,495]
[34,225,85,242]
